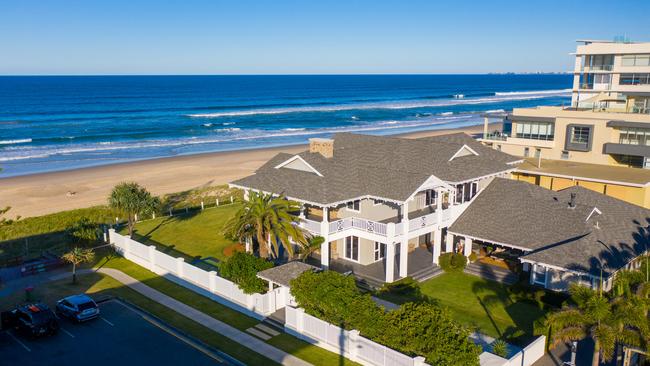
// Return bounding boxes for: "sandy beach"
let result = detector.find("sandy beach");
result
[0,124,495,218]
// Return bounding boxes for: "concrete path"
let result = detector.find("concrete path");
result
[96,268,311,366]
[0,267,74,297]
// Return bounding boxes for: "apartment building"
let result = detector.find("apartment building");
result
[231,133,648,292]
[480,39,650,207]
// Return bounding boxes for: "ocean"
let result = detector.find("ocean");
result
[0,75,572,177]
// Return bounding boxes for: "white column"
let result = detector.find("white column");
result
[385,242,396,283]
[399,201,409,278]
[445,232,454,253]
[176,257,185,278]
[436,187,443,224]
[349,329,361,362]
[432,229,442,264]
[320,206,330,269]
[463,237,473,257]
[208,271,218,293]
[148,245,156,272]
[245,237,251,253]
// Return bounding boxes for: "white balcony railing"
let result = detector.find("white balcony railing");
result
[328,217,388,236]
[300,218,322,234]
[409,211,438,232]
[300,204,468,239]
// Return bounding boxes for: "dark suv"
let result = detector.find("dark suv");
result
[2,303,59,337]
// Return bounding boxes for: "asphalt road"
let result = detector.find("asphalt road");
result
[0,299,236,366]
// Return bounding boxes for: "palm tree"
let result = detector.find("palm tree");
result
[108,182,159,237]
[225,191,306,259]
[61,247,95,284]
[299,236,324,262]
[545,285,646,366]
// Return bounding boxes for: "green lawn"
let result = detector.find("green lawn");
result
[123,203,242,265]
[378,272,549,343]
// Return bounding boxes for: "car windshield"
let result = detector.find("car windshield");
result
[77,302,96,311]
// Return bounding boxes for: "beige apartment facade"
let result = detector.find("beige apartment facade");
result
[479,39,650,207]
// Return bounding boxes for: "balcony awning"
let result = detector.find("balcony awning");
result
[607,120,650,129]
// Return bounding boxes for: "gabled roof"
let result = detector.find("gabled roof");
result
[231,132,519,205]
[449,178,650,277]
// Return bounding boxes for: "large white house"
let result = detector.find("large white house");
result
[232,132,650,291]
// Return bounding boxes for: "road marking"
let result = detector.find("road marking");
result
[100,317,114,326]
[60,327,75,338]
[7,331,31,352]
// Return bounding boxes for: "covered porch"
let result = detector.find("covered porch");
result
[308,246,441,288]
[446,232,523,284]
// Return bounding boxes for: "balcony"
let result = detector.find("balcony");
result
[299,203,467,240]
[583,65,613,72]
[479,133,555,148]
[483,132,508,141]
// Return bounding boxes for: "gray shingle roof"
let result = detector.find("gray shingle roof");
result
[231,132,519,205]
[449,178,650,277]
[256,261,318,287]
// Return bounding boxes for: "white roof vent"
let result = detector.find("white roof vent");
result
[449,144,479,161]
[274,155,323,177]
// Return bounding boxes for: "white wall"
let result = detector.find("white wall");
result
[109,229,283,319]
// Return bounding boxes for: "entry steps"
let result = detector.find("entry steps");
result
[245,322,281,341]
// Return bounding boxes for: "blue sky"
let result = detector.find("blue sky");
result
[1,0,649,75]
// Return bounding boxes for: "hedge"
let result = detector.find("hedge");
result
[290,270,480,365]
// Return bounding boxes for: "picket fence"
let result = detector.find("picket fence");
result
[285,306,427,366]
[285,306,547,366]
[108,229,284,319]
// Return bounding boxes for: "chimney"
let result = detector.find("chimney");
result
[309,138,334,158]
[568,193,576,209]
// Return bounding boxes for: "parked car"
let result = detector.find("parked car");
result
[56,294,99,322]
[2,303,58,337]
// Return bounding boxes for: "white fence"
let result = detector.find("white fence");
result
[285,306,427,366]
[109,229,283,319]
[285,306,546,366]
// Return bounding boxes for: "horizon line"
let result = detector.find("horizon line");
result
[0,72,571,77]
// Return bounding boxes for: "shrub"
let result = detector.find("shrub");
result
[291,271,480,365]
[219,252,273,294]
[491,339,508,358]
[290,270,383,331]
[378,302,481,365]
[468,252,478,263]
[439,253,468,273]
